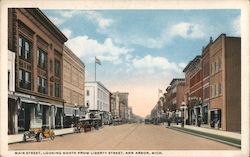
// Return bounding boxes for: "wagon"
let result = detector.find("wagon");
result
[23,118,55,142]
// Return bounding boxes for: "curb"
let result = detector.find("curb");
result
[169,126,241,148]
[8,130,75,144]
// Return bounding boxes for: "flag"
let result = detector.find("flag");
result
[158,89,163,93]
[95,57,101,65]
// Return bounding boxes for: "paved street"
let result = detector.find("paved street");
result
[9,124,239,150]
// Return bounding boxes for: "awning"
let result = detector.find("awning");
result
[20,97,38,104]
[39,101,51,106]
[54,105,63,108]
[64,107,73,116]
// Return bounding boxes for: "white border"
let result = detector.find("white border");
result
[0,0,249,157]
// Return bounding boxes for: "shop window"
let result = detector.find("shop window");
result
[18,35,32,61]
[19,69,31,90]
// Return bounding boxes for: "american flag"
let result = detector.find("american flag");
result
[95,57,101,65]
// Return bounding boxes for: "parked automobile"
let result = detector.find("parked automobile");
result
[23,119,55,142]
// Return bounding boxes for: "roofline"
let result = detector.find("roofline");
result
[63,45,85,67]
[169,78,185,86]
[85,81,111,93]
[183,55,201,72]
[28,8,68,43]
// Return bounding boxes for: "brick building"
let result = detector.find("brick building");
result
[183,56,204,125]
[208,34,241,131]
[183,34,241,132]
[163,79,185,120]
[8,8,67,133]
[62,45,85,128]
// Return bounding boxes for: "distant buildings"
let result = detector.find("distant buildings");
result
[85,81,110,112]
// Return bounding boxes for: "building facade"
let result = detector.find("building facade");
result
[182,34,241,131]
[183,56,204,125]
[63,45,85,127]
[111,92,129,121]
[85,81,110,112]
[163,79,185,121]
[8,50,16,134]
[8,8,67,133]
[208,34,241,131]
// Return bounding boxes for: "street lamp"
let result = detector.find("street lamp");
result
[180,101,187,128]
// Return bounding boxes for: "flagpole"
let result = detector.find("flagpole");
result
[95,56,96,81]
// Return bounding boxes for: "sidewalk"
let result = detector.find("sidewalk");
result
[168,124,241,148]
[8,128,74,144]
[172,124,241,140]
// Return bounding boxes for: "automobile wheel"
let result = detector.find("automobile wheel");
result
[23,134,26,142]
[50,134,55,140]
[36,133,42,142]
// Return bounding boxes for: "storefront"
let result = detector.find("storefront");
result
[210,109,221,129]
[8,94,18,134]
[17,97,38,132]
[55,105,63,129]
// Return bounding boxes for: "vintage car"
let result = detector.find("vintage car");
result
[74,110,102,133]
[23,118,55,142]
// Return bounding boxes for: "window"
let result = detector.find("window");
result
[37,76,47,94]
[18,35,32,61]
[8,71,10,90]
[86,100,89,107]
[210,85,214,97]
[86,90,90,96]
[219,83,222,95]
[37,49,47,69]
[218,57,222,70]
[215,83,219,96]
[55,82,60,97]
[19,69,31,90]
[211,63,214,74]
[54,59,60,77]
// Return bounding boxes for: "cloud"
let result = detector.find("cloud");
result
[132,55,183,73]
[65,35,133,63]
[48,16,64,26]
[108,22,205,49]
[82,11,113,30]
[232,15,240,36]
[169,22,205,39]
[62,28,72,38]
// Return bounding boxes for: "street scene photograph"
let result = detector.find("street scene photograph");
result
[3,3,247,156]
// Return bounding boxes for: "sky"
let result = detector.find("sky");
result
[43,9,240,117]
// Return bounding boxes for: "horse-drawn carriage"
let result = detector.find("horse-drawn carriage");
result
[23,118,55,142]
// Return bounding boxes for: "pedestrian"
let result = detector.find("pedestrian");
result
[197,116,201,127]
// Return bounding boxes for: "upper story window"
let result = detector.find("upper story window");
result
[54,59,60,77]
[86,90,90,96]
[37,76,47,94]
[19,69,31,90]
[37,49,47,69]
[55,82,60,98]
[18,35,32,61]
